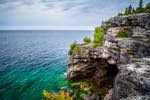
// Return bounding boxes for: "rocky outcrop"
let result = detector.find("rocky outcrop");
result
[112,58,150,100]
[105,13,150,29]
[66,13,150,100]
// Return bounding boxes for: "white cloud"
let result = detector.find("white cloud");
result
[0,0,149,30]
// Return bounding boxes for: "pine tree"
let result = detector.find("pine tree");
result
[132,8,136,14]
[128,5,132,14]
[137,0,145,13]
[139,0,143,9]
[124,5,132,15]
[125,7,129,15]
[136,0,144,13]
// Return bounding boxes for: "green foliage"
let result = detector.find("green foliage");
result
[132,8,136,13]
[83,36,91,43]
[136,7,145,13]
[124,5,132,15]
[69,78,97,99]
[117,13,123,16]
[117,0,150,16]
[93,27,104,46]
[98,87,109,97]
[68,41,81,55]
[68,41,77,55]
[117,27,129,38]
[125,18,132,26]
[145,8,150,13]
[102,20,110,25]
[139,0,143,9]
[70,41,77,50]
[128,5,132,14]
[42,90,73,100]
[69,78,112,99]
[145,2,150,13]
[74,46,81,53]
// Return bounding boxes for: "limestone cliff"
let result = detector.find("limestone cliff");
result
[66,13,150,100]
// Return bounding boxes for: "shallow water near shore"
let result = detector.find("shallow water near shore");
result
[0,30,92,100]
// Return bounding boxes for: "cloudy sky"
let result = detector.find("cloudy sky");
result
[0,0,149,30]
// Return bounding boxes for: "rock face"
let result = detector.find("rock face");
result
[112,58,150,100]
[67,13,150,100]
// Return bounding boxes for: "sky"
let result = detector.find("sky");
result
[0,0,149,30]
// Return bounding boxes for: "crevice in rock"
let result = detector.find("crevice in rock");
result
[106,64,119,78]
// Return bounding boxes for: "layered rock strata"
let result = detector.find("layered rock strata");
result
[67,13,150,100]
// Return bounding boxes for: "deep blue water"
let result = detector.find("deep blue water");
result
[0,30,92,100]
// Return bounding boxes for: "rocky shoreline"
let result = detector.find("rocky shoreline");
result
[66,13,150,100]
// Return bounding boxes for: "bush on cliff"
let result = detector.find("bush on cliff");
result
[68,41,81,55]
[117,27,129,38]
[70,41,77,50]
[93,27,104,46]
[68,41,77,55]
[83,36,91,43]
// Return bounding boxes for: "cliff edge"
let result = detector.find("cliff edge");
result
[66,13,150,100]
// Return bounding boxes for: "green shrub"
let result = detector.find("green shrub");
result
[83,36,91,43]
[70,41,77,50]
[69,78,96,99]
[68,41,81,55]
[74,46,81,53]
[117,13,123,16]
[145,2,150,13]
[98,87,109,97]
[145,8,150,13]
[125,18,132,26]
[102,20,110,25]
[68,41,77,55]
[42,90,73,100]
[93,27,104,46]
[117,27,129,38]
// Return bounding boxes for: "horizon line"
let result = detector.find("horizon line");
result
[0,26,96,31]
[0,29,93,31]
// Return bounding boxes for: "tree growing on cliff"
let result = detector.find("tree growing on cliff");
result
[128,5,133,14]
[125,5,132,15]
[139,0,143,8]
[132,8,136,13]
[93,27,104,46]
[117,0,150,16]
[136,0,145,13]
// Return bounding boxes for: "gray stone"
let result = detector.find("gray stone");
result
[112,59,150,100]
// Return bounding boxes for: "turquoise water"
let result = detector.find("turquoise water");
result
[0,30,92,100]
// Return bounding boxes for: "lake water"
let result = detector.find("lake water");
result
[0,30,93,100]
